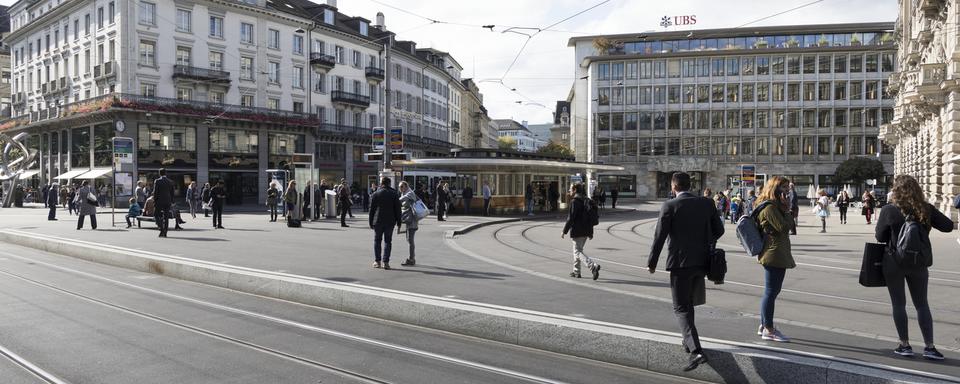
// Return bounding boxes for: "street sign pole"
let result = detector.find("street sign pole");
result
[112,136,134,227]
[382,34,393,179]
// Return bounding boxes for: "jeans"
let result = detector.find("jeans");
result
[77,214,97,230]
[571,237,597,273]
[269,204,278,221]
[483,198,491,216]
[188,200,197,218]
[883,260,934,345]
[373,224,395,263]
[405,228,417,260]
[125,214,136,227]
[760,266,787,328]
[212,205,223,227]
[526,199,534,215]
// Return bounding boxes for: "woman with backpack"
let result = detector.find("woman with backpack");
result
[398,181,420,267]
[875,175,954,360]
[755,175,796,342]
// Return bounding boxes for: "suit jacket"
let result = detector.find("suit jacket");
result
[562,195,593,238]
[369,186,401,228]
[648,192,724,271]
[152,176,175,207]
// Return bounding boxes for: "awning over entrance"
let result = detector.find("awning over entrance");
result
[392,158,625,172]
[75,168,113,179]
[54,169,88,180]
[18,169,40,178]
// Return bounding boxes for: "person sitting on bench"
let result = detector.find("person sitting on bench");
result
[126,197,142,228]
[142,196,185,230]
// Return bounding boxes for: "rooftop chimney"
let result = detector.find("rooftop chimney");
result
[327,0,337,8]
[375,12,385,29]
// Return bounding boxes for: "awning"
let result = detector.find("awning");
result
[54,169,89,180]
[18,169,40,178]
[76,168,113,179]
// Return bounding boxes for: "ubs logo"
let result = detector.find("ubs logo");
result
[661,15,697,28]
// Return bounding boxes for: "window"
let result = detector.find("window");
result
[627,62,639,79]
[639,61,651,78]
[712,58,724,77]
[742,84,755,102]
[97,7,103,29]
[109,1,115,24]
[834,54,847,73]
[176,9,191,32]
[818,137,831,155]
[209,16,223,38]
[612,62,624,79]
[292,35,303,55]
[726,57,739,76]
[241,23,254,44]
[787,55,800,74]
[756,56,769,75]
[756,83,769,102]
[803,83,815,101]
[653,60,666,78]
[865,81,878,100]
[711,84,724,103]
[267,98,280,110]
[881,53,895,72]
[772,83,785,101]
[772,56,784,75]
[818,82,831,101]
[727,84,740,102]
[315,72,326,93]
[241,94,254,107]
[210,91,224,104]
[598,63,609,80]
[834,82,847,100]
[175,46,191,66]
[138,40,156,67]
[268,61,280,83]
[293,101,303,113]
[741,57,754,76]
[140,83,156,97]
[353,50,361,67]
[209,52,223,71]
[818,55,831,73]
[292,66,303,89]
[865,54,878,72]
[176,87,192,101]
[85,14,91,34]
[335,46,344,64]
[323,9,334,24]
[240,56,254,80]
[138,2,155,26]
[788,83,800,101]
[268,29,280,49]
[850,54,863,72]
[74,19,79,40]
[802,55,815,74]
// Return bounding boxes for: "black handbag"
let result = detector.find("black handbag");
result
[859,242,886,287]
[706,222,726,285]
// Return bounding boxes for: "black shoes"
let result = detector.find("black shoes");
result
[569,272,581,278]
[924,347,944,360]
[684,351,708,372]
[591,265,601,280]
[894,345,914,357]
[401,259,416,266]
[383,263,391,270]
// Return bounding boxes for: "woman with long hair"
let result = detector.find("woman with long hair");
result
[836,190,851,224]
[754,175,796,342]
[862,190,876,224]
[875,175,954,360]
[283,180,298,220]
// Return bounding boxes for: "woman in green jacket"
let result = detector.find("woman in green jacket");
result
[755,175,797,343]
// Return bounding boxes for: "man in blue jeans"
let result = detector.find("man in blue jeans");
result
[368,177,402,270]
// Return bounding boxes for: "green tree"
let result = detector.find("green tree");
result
[834,157,886,186]
[497,136,517,151]
[536,140,574,158]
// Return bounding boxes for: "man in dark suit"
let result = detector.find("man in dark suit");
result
[369,177,402,270]
[152,168,176,238]
[648,172,724,372]
[436,181,448,221]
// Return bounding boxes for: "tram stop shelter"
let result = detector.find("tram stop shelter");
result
[392,156,624,215]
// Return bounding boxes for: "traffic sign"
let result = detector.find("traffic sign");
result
[740,164,756,187]
[363,152,410,162]
[372,127,403,152]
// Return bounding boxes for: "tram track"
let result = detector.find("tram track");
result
[0,343,70,384]
[0,251,578,384]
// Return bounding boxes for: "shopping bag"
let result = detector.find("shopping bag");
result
[859,242,887,287]
[413,199,429,220]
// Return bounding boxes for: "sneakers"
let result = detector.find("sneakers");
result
[591,264,601,280]
[757,325,764,336]
[373,262,382,269]
[401,259,416,266]
[383,263,391,270]
[569,271,581,278]
[924,347,945,360]
[761,328,790,342]
[894,345,914,357]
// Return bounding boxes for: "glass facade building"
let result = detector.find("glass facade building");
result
[571,23,896,198]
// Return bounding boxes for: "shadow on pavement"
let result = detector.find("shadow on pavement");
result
[601,278,669,287]
[387,265,511,280]
[170,237,230,242]
[325,277,360,283]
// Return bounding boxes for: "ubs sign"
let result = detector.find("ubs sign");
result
[660,15,697,28]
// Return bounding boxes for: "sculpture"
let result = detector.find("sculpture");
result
[0,132,39,208]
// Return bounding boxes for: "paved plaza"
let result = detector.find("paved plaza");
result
[1,201,959,381]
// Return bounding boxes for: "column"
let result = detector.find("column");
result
[258,129,268,206]
[344,142,354,185]
[196,124,209,185]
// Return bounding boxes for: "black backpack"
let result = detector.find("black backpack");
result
[584,198,600,226]
[893,213,932,269]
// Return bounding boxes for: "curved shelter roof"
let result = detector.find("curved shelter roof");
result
[392,158,625,173]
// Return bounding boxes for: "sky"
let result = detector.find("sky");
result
[0,0,898,123]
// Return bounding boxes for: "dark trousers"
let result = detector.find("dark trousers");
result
[464,198,472,215]
[483,198,491,216]
[670,268,707,354]
[302,202,311,220]
[612,198,617,209]
[839,206,848,223]
[269,204,278,221]
[373,224,395,263]
[155,203,171,236]
[125,215,135,227]
[883,260,933,344]
[790,207,799,234]
[437,201,446,220]
[212,205,223,227]
[340,203,348,225]
[77,214,97,230]
[760,266,786,328]
[48,206,56,220]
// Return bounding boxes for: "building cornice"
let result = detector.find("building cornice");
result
[567,22,896,47]
[579,44,897,68]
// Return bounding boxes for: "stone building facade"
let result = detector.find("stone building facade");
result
[881,0,960,213]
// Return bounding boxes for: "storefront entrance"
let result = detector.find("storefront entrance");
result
[208,171,259,205]
[656,171,703,198]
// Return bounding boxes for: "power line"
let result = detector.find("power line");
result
[734,0,828,28]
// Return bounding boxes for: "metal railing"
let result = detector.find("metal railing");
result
[318,123,365,136]
[310,53,336,68]
[172,65,231,82]
[365,66,385,79]
[331,90,370,106]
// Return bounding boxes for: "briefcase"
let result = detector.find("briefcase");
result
[707,248,726,285]
[859,242,886,287]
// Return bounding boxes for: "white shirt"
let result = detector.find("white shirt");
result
[482,185,492,199]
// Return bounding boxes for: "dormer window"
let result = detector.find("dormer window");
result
[323,9,334,25]
[360,22,368,36]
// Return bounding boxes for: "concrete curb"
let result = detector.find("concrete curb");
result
[1,229,956,384]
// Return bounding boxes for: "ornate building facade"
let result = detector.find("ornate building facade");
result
[882,0,960,213]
